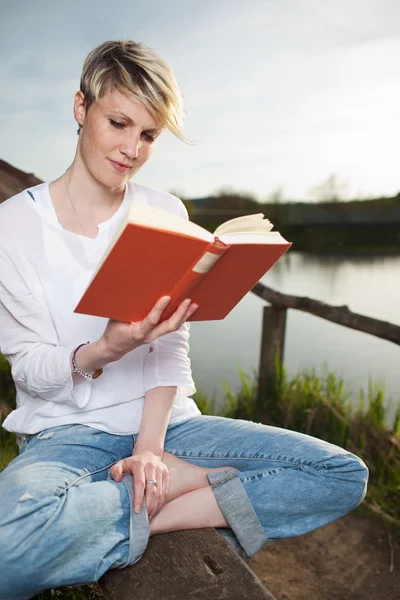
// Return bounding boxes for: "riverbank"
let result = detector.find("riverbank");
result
[185,193,400,255]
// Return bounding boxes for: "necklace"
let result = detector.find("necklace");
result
[64,169,88,238]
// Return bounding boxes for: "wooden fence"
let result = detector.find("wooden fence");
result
[252,281,400,403]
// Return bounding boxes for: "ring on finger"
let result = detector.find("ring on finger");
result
[146,479,158,487]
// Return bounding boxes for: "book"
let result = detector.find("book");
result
[74,202,292,322]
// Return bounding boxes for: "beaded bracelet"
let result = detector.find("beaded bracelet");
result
[72,342,103,380]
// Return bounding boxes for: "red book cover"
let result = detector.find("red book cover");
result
[74,211,291,323]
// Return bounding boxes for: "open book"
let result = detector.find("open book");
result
[74,202,291,322]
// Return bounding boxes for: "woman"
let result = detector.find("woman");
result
[0,40,368,599]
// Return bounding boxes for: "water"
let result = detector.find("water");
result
[188,252,400,420]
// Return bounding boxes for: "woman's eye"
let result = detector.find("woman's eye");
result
[109,119,125,129]
[142,132,156,143]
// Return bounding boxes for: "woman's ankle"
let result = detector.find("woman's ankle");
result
[162,452,232,502]
[150,486,228,535]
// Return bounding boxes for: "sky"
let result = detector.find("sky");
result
[1,0,400,201]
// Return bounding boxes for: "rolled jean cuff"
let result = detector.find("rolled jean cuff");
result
[118,473,150,567]
[206,469,267,557]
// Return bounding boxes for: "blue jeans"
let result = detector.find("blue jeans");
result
[0,415,368,599]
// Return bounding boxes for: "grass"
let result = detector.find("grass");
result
[1,358,399,597]
[33,586,103,600]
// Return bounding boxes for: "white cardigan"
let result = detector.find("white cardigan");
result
[0,180,199,436]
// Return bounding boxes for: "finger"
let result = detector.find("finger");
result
[145,467,158,517]
[141,296,171,332]
[155,297,192,332]
[146,482,158,518]
[155,295,172,309]
[133,464,146,514]
[177,302,199,328]
[109,459,126,482]
[157,469,169,512]
[145,300,197,343]
[151,467,164,518]
[151,466,169,520]
[161,302,199,339]
[161,466,170,507]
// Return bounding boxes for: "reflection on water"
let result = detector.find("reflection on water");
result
[189,252,400,420]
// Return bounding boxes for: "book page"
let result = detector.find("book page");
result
[214,213,271,236]
[128,202,213,241]
[217,220,274,235]
[218,231,290,245]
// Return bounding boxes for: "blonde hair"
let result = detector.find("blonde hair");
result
[79,40,186,141]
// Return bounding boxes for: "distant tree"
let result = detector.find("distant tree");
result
[215,187,258,201]
[213,187,260,210]
[307,174,349,203]
[265,187,284,204]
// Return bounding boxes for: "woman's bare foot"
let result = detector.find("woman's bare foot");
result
[162,451,234,502]
[150,486,229,535]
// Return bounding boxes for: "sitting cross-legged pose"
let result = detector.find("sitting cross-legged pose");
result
[0,40,368,600]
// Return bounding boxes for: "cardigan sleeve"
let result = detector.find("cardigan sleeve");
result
[0,237,92,408]
[143,322,196,396]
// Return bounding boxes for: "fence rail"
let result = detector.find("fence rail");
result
[251,281,400,402]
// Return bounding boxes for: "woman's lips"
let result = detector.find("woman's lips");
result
[108,158,130,173]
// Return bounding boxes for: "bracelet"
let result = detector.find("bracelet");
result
[72,342,103,380]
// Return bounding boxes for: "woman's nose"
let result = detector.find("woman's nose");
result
[121,135,142,159]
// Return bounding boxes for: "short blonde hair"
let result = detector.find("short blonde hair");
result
[79,40,186,141]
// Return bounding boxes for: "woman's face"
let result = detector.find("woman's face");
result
[74,88,162,189]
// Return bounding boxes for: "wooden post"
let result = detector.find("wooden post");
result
[100,529,276,599]
[257,306,287,408]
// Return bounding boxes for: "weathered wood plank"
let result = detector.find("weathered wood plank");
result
[257,306,287,405]
[100,528,276,600]
[252,281,400,346]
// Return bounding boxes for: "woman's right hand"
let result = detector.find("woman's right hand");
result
[98,296,198,361]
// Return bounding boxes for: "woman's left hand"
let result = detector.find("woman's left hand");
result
[109,450,169,520]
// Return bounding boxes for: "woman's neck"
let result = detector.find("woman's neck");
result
[64,160,125,213]
[47,160,128,239]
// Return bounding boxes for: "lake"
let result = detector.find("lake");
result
[188,252,400,421]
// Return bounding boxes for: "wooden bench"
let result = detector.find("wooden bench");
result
[100,528,276,599]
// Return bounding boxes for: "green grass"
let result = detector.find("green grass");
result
[33,586,103,600]
[1,358,400,597]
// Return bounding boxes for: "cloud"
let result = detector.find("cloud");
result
[1,0,400,199]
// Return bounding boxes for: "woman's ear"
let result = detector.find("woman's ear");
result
[73,91,86,128]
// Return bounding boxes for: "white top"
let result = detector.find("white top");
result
[0,180,200,436]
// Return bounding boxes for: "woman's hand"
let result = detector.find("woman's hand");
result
[99,296,198,361]
[109,450,169,519]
